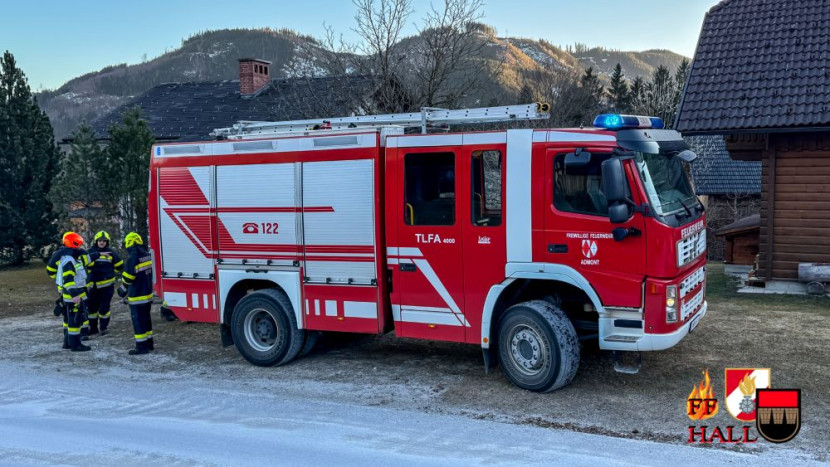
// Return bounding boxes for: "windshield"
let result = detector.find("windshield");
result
[635,152,699,216]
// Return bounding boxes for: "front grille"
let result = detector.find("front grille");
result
[677,229,706,267]
[680,266,705,297]
[681,289,704,321]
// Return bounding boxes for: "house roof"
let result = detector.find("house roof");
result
[686,135,761,195]
[675,0,830,133]
[89,76,376,142]
[715,213,761,236]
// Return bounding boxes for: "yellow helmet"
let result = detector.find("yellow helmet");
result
[93,230,111,243]
[123,232,144,249]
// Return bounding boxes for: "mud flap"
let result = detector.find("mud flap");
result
[482,346,497,374]
[220,323,234,347]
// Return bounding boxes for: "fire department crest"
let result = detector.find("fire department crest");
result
[756,389,801,443]
[725,368,770,421]
[581,240,598,259]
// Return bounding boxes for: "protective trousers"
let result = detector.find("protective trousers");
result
[129,303,154,351]
[64,303,85,349]
[88,286,114,332]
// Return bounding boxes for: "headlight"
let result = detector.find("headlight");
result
[666,285,678,323]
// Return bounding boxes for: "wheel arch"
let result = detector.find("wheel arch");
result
[218,269,303,329]
[481,264,605,349]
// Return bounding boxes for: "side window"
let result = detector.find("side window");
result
[471,150,502,226]
[553,153,621,216]
[404,152,455,225]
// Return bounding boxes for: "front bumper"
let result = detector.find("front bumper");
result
[598,300,707,352]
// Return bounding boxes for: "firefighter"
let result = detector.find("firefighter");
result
[50,232,92,352]
[117,232,154,355]
[46,233,98,347]
[87,230,123,335]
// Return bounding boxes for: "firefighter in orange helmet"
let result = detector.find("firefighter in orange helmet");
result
[46,232,93,351]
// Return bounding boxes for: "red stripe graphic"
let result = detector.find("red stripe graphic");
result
[757,390,799,408]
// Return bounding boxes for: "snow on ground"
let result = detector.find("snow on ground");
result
[0,362,813,466]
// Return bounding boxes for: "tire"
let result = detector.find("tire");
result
[497,300,580,392]
[299,330,321,357]
[231,289,303,367]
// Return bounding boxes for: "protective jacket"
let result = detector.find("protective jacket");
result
[88,245,123,288]
[50,247,90,303]
[122,245,153,304]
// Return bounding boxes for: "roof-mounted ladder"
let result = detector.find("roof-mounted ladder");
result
[211,102,551,139]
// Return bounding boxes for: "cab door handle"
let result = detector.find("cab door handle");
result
[399,263,417,272]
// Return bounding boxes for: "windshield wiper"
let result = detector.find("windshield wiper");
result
[678,198,693,217]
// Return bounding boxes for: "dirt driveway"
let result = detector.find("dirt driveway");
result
[1,262,827,461]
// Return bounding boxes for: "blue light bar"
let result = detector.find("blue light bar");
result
[593,114,664,130]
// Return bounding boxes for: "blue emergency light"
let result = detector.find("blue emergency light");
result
[593,114,664,130]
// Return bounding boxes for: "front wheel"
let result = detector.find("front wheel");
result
[497,300,580,392]
[231,289,303,366]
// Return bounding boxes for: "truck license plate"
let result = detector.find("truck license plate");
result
[689,314,702,333]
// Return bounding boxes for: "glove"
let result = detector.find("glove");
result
[117,285,127,298]
[53,297,63,317]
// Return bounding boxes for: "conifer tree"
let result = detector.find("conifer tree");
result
[106,107,155,239]
[607,63,631,113]
[0,51,62,265]
[50,123,110,240]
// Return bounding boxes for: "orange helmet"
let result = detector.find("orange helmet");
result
[62,232,84,248]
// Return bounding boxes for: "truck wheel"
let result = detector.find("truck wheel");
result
[231,289,303,366]
[497,300,580,392]
[299,330,321,357]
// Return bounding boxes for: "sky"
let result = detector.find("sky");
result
[1,0,721,91]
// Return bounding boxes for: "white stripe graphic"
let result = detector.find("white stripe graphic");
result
[343,301,377,319]
[325,300,338,317]
[412,258,469,327]
[400,310,465,326]
[725,369,770,418]
[192,293,200,308]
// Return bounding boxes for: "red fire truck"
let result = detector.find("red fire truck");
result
[148,104,707,392]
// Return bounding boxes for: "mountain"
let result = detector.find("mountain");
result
[37,27,688,139]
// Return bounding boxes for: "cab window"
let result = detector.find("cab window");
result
[404,152,455,225]
[471,150,502,226]
[553,153,623,216]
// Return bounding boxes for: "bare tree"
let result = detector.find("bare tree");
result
[408,0,490,108]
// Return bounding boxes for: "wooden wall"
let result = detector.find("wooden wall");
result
[759,133,830,280]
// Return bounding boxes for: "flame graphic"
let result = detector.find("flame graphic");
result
[738,374,756,396]
[687,369,719,421]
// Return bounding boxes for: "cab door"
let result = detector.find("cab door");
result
[392,147,467,342]
[544,149,647,308]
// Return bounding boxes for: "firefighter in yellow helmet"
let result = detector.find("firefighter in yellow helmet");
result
[87,230,123,335]
[117,232,155,355]
[46,232,93,351]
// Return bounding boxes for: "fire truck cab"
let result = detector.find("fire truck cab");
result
[149,106,707,392]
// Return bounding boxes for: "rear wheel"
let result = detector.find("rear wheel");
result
[231,289,303,366]
[497,300,580,392]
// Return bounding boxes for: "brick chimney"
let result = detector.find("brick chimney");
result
[238,58,271,97]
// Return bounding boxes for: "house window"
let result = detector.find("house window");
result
[404,152,455,225]
[554,152,622,216]
[471,150,502,226]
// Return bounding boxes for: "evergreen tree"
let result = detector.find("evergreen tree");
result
[50,123,111,240]
[0,51,62,265]
[106,107,155,239]
[629,76,646,113]
[607,63,630,113]
[641,65,676,125]
[580,67,604,103]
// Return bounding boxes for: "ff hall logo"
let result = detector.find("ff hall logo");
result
[756,389,801,443]
[687,369,718,421]
[725,368,770,421]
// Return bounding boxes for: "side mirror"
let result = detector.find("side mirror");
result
[601,158,627,203]
[564,150,592,169]
[608,203,632,224]
[675,149,697,163]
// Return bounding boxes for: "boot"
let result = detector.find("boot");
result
[100,328,109,336]
[71,344,91,352]
[148,339,154,351]
[128,348,149,355]
[89,319,99,335]
[62,330,70,350]
[81,335,91,341]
